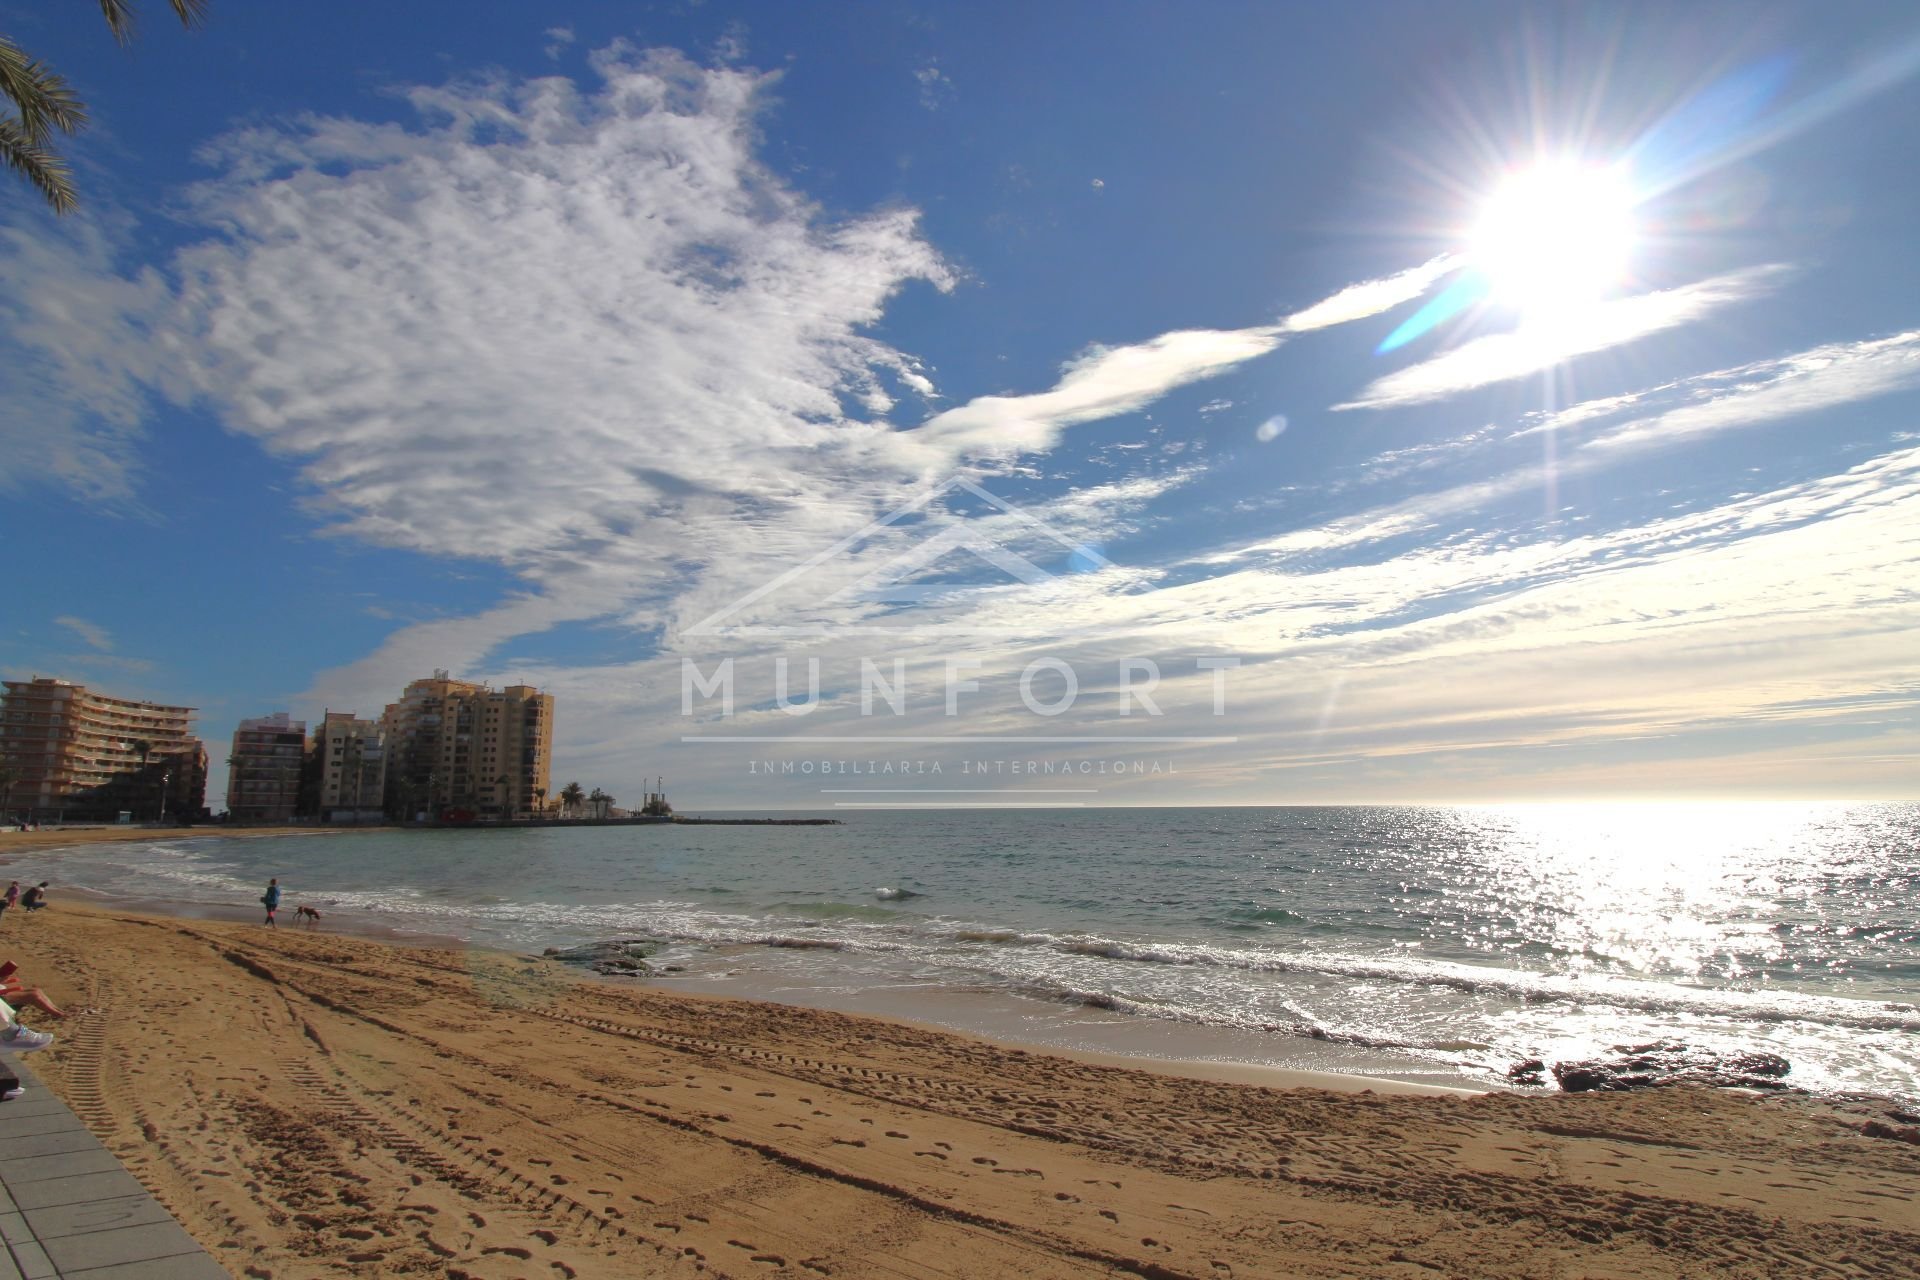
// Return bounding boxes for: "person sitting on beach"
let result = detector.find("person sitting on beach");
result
[0,960,67,1020]
[0,998,53,1054]
[19,882,47,913]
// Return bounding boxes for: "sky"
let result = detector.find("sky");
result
[3,1,1918,810]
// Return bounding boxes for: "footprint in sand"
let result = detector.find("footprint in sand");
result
[914,1151,947,1161]
[885,1131,909,1139]
[531,1230,559,1245]
[1054,1193,1080,1203]
[971,1157,997,1166]
[468,1212,488,1228]
[1098,1210,1119,1222]
[756,1091,777,1098]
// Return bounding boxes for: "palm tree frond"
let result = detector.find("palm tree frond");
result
[96,0,137,45]
[0,39,89,143]
[169,0,211,30]
[0,117,77,214]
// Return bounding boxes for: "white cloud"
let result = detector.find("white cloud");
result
[914,65,954,111]
[908,326,1284,459]
[1335,265,1788,411]
[543,26,575,61]
[162,46,955,588]
[1280,255,1460,333]
[53,616,113,651]
[0,217,174,506]
[1584,330,1920,452]
[1220,327,1920,566]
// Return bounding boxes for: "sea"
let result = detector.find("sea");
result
[14,803,1918,1099]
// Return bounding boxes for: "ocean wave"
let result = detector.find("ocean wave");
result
[916,924,1920,1034]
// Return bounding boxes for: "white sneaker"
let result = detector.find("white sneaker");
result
[0,1025,52,1052]
[0,1084,22,1101]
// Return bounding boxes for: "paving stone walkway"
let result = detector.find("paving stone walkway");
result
[0,1055,228,1279]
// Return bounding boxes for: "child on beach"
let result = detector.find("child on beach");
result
[0,881,17,922]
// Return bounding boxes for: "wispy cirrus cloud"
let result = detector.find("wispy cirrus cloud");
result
[1279,255,1460,333]
[0,218,173,506]
[1583,329,1920,452]
[907,326,1285,459]
[1221,326,1920,563]
[906,257,1472,462]
[1334,265,1788,411]
[53,616,113,651]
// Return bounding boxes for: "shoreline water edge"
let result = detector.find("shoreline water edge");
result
[5,805,1916,1104]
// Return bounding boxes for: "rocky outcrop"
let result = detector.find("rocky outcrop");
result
[542,939,662,977]
[1508,1040,1793,1093]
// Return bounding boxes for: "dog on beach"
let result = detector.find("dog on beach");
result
[292,905,323,926]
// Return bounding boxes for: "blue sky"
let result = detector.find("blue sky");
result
[4,1,1918,808]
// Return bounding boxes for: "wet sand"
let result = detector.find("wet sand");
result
[0,823,366,852]
[5,902,1917,1278]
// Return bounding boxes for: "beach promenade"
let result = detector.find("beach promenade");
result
[0,1057,226,1279]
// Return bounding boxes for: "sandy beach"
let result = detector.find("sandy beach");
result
[0,902,1913,1278]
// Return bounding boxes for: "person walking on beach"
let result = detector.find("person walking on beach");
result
[19,883,46,913]
[261,877,281,927]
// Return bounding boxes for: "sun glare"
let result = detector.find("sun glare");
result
[1469,162,1638,319]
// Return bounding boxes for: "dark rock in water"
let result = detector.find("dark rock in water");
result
[1551,1064,1617,1093]
[1507,1059,1547,1083]
[1549,1041,1794,1093]
[543,939,662,971]
[1724,1051,1791,1078]
[590,958,650,977]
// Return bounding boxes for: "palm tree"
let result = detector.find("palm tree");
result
[225,752,244,819]
[559,781,584,817]
[127,738,154,820]
[533,786,547,819]
[3,1,207,214]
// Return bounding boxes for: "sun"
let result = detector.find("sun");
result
[1469,161,1638,319]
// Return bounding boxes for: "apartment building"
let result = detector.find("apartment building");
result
[315,711,387,823]
[226,712,307,824]
[380,672,553,821]
[0,677,208,821]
